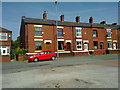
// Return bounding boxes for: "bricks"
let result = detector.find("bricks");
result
[0,27,12,62]
[20,15,120,56]
[0,55,10,62]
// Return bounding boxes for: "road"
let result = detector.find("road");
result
[2,54,119,74]
[2,54,119,88]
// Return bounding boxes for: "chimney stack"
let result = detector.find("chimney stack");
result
[60,15,64,22]
[76,16,80,23]
[43,11,47,20]
[112,23,117,25]
[22,16,25,19]
[89,17,93,23]
[100,21,106,24]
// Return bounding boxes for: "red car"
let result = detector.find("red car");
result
[28,50,57,62]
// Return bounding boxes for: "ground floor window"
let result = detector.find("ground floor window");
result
[58,41,64,50]
[100,42,104,49]
[108,41,112,49]
[76,41,82,50]
[0,46,10,55]
[35,41,42,50]
[93,41,98,49]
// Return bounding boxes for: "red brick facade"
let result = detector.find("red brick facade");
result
[0,27,12,62]
[20,12,120,56]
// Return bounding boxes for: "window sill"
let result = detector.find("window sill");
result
[108,48,112,50]
[76,36,82,38]
[107,37,112,38]
[34,36,43,37]
[35,51,41,52]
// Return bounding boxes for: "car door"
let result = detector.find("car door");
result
[38,51,46,60]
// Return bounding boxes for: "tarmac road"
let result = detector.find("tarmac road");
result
[2,54,119,74]
[2,54,119,88]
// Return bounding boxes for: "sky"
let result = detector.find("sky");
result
[1,2,119,40]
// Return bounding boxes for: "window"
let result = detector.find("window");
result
[93,30,98,37]
[0,33,7,40]
[106,30,111,38]
[57,28,63,37]
[76,41,82,50]
[58,41,64,50]
[35,27,42,36]
[76,28,82,37]
[100,42,104,49]
[0,46,10,55]
[108,41,112,48]
[35,42,42,50]
[93,41,98,49]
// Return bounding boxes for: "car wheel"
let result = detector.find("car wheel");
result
[51,56,56,60]
[34,57,39,62]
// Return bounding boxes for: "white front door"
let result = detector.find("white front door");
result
[113,42,117,49]
[84,42,88,51]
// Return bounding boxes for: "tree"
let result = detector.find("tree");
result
[11,36,27,60]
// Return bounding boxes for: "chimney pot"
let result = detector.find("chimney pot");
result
[22,16,25,19]
[76,16,80,23]
[100,21,106,24]
[60,15,64,22]
[89,17,93,23]
[112,23,117,25]
[43,11,47,20]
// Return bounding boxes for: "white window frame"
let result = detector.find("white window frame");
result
[106,29,112,38]
[0,33,8,41]
[107,40,112,49]
[0,46,10,55]
[76,27,82,38]
[76,39,82,50]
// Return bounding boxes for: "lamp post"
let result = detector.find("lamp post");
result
[55,0,59,57]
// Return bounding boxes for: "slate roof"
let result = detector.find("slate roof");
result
[0,27,12,33]
[22,17,120,29]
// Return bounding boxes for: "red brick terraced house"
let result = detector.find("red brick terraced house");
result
[20,11,120,56]
[0,27,12,62]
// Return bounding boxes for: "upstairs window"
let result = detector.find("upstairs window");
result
[35,27,42,36]
[57,28,63,37]
[35,41,42,50]
[76,28,82,37]
[93,30,98,37]
[0,33,7,40]
[106,30,111,38]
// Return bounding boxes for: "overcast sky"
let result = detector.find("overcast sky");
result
[1,2,119,40]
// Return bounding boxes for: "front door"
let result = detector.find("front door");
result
[84,42,88,51]
[113,42,117,49]
[45,42,51,50]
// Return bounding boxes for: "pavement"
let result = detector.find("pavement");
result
[1,54,120,88]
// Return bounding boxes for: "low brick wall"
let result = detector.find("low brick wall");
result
[59,53,74,57]
[73,52,89,56]
[92,50,106,55]
[109,50,120,54]
[0,55,10,62]
[18,54,28,61]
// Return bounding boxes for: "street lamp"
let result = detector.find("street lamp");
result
[55,0,59,57]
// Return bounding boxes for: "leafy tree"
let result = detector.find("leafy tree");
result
[11,36,27,60]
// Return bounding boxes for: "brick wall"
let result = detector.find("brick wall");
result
[0,55,10,62]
